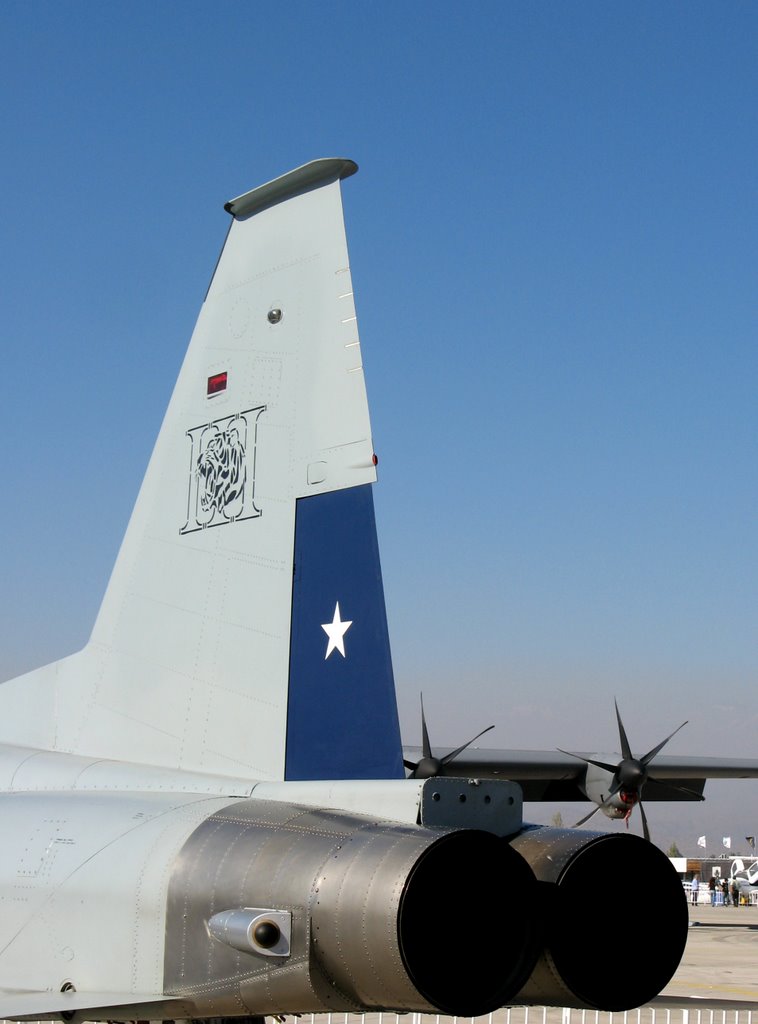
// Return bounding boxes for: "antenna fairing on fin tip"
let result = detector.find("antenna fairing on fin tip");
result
[0,159,402,783]
[224,158,358,219]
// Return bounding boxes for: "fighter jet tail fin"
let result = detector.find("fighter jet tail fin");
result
[0,160,403,782]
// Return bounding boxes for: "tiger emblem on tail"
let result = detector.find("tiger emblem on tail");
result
[180,406,265,535]
[196,425,246,519]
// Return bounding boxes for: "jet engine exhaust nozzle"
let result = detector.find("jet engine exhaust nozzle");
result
[509,827,689,1011]
[165,800,541,1018]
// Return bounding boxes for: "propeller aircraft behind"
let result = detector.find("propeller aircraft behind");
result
[1,157,741,1022]
[404,698,758,841]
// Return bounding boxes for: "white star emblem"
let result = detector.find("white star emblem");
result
[321,601,353,659]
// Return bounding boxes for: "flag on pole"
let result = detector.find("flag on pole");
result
[747,836,755,849]
[697,835,706,848]
[723,836,732,849]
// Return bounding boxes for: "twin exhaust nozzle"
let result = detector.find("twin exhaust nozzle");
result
[171,800,688,1018]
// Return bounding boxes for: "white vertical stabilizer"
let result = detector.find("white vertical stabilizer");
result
[0,159,378,780]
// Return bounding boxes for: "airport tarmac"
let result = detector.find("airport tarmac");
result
[652,902,758,1008]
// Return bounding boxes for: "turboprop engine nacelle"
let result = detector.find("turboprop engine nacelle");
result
[164,797,541,1017]
[509,826,689,1010]
[583,761,637,819]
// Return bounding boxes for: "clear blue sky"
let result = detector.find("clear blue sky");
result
[1,1,755,853]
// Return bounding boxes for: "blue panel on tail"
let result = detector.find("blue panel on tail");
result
[285,484,404,780]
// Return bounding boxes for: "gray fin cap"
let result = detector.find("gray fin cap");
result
[225,158,358,219]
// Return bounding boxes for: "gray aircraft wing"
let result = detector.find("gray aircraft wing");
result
[402,745,758,802]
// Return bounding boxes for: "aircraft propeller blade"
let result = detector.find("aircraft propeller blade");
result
[566,701,690,843]
[439,724,496,766]
[615,699,633,761]
[573,804,602,828]
[639,718,688,767]
[639,799,651,843]
[572,780,624,829]
[557,749,619,774]
[421,693,432,760]
[404,695,494,779]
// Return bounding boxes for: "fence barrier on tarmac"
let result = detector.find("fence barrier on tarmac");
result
[274,1007,758,1024]
[3,1009,758,1024]
[682,882,758,906]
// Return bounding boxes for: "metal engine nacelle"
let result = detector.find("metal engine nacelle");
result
[583,761,636,819]
[164,798,541,1017]
[509,826,689,1010]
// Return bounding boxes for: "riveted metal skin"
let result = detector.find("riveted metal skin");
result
[509,826,689,1010]
[164,798,540,1017]
[419,776,523,835]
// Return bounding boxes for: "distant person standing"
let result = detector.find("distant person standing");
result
[732,879,741,907]
[722,878,730,905]
[709,875,718,905]
[691,874,700,905]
